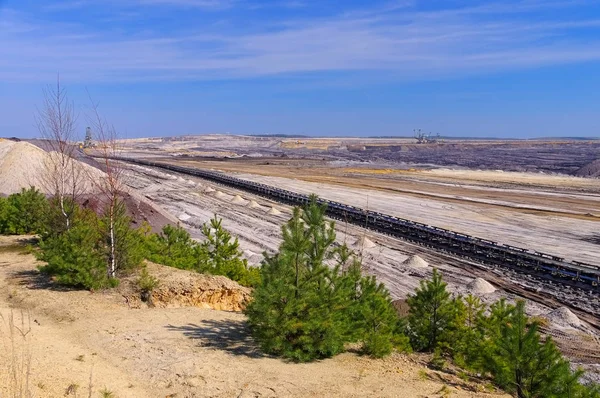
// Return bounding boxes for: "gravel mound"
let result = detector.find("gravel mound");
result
[467,278,496,294]
[401,255,429,268]
[0,140,103,195]
[547,307,582,328]
[267,206,282,215]
[354,236,376,249]
[230,195,247,205]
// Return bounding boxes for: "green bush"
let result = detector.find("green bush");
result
[0,187,48,235]
[199,215,260,287]
[38,208,117,289]
[144,224,199,270]
[143,219,260,288]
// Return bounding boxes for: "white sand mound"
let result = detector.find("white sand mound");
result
[204,186,215,193]
[248,200,262,209]
[178,213,191,222]
[354,236,376,249]
[231,195,247,205]
[187,179,196,186]
[467,278,496,294]
[547,307,581,328]
[267,206,282,215]
[214,190,227,199]
[0,140,104,195]
[401,255,429,268]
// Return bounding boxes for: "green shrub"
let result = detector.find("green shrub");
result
[38,208,117,289]
[199,215,260,288]
[0,187,48,235]
[144,224,199,270]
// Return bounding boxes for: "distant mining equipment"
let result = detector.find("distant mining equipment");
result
[414,129,441,144]
[82,126,96,149]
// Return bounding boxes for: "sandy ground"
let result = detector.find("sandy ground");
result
[0,236,509,398]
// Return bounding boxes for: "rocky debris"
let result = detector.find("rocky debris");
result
[354,235,376,249]
[124,262,252,312]
[547,307,582,328]
[0,140,104,195]
[267,206,282,215]
[401,255,429,268]
[467,277,496,294]
[231,195,247,205]
[575,159,600,178]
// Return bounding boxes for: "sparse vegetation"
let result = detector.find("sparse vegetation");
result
[143,217,260,287]
[405,271,600,398]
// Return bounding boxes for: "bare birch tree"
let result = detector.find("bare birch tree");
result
[87,99,125,279]
[86,97,141,280]
[35,77,84,231]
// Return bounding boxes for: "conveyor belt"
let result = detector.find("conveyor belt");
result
[115,157,600,292]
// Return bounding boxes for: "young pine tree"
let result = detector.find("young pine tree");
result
[406,269,456,352]
[145,224,198,269]
[2,187,48,235]
[245,204,346,361]
[483,300,576,398]
[38,206,112,289]
[200,215,260,287]
[452,293,487,370]
[246,197,406,361]
[356,274,408,357]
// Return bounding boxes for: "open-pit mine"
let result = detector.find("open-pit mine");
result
[111,135,600,381]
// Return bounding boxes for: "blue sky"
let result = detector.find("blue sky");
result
[1,0,600,138]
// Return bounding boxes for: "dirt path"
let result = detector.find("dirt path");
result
[0,236,508,398]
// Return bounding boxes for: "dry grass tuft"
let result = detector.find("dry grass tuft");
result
[1,309,33,398]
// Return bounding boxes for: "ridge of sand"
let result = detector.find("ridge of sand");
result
[401,255,429,268]
[467,278,496,294]
[0,140,104,195]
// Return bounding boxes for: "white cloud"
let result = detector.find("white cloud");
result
[3,1,600,82]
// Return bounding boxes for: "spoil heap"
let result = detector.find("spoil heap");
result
[401,255,429,268]
[267,206,282,215]
[354,236,376,249]
[547,307,582,328]
[467,278,496,294]
[231,195,247,205]
[0,140,103,195]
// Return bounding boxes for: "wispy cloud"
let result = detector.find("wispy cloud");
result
[3,1,600,83]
